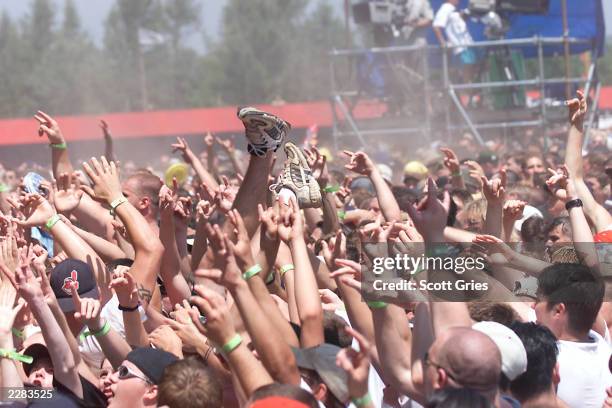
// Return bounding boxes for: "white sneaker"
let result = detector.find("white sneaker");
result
[237,106,291,157]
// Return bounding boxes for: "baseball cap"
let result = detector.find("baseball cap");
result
[403,161,428,180]
[514,205,543,232]
[477,151,498,165]
[21,332,50,377]
[126,347,179,385]
[377,164,393,184]
[473,321,527,381]
[50,259,99,313]
[292,344,348,403]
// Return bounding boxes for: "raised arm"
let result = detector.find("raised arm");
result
[17,264,82,398]
[14,194,112,303]
[109,269,148,348]
[82,157,164,306]
[344,150,402,222]
[481,170,507,238]
[564,90,612,231]
[0,279,25,394]
[158,184,191,305]
[197,214,300,384]
[100,120,116,163]
[277,199,325,348]
[216,136,245,177]
[171,137,219,192]
[189,284,274,398]
[34,111,73,179]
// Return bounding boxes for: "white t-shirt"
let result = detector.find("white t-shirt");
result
[78,295,147,368]
[556,330,612,408]
[433,3,473,54]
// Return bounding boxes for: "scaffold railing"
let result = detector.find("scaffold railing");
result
[329,36,598,149]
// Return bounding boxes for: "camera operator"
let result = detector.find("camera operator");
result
[397,0,434,46]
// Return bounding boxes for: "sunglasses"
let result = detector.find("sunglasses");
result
[117,365,152,384]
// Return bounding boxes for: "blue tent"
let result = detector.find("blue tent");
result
[427,0,606,57]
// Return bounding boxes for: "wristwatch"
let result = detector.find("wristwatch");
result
[565,198,583,211]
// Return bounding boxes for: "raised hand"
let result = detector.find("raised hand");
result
[196,225,243,290]
[319,288,343,312]
[276,197,303,243]
[343,151,375,176]
[481,169,507,205]
[166,300,208,353]
[546,165,575,202]
[226,209,255,268]
[440,147,461,175]
[53,172,83,215]
[34,111,65,144]
[108,269,139,309]
[171,137,195,164]
[196,196,215,223]
[148,325,183,357]
[465,160,485,186]
[216,136,235,152]
[202,176,235,214]
[258,203,279,241]
[472,234,515,265]
[203,131,214,148]
[159,184,177,215]
[71,284,103,329]
[13,194,56,228]
[188,284,237,347]
[100,120,111,139]
[565,89,587,129]
[336,327,372,400]
[305,147,329,186]
[0,280,23,347]
[15,263,44,302]
[404,178,449,243]
[503,200,526,223]
[81,157,122,204]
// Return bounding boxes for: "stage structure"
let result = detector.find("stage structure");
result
[329,0,605,149]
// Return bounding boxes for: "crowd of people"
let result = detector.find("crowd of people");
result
[0,88,609,408]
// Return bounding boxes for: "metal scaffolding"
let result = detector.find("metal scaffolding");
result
[329,36,599,149]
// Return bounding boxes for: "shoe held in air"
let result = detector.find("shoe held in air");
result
[237,106,291,157]
[270,142,322,209]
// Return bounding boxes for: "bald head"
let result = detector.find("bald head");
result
[436,327,501,396]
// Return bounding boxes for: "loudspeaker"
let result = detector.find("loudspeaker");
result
[352,1,393,25]
[497,0,549,14]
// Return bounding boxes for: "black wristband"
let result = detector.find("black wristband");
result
[565,198,583,211]
[118,303,140,312]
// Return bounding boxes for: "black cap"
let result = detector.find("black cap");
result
[50,259,99,313]
[126,347,179,385]
[22,343,50,377]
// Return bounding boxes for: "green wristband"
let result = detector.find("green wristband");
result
[79,320,111,342]
[11,328,24,339]
[366,301,388,309]
[265,271,275,285]
[243,264,262,280]
[451,171,461,177]
[0,348,33,364]
[352,393,372,407]
[279,264,294,277]
[0,184,8,193]
[45,214,61,231]
[221,334,243,354]
[50,142,67,150]
[337,210,346,220]
[323,185,340,193]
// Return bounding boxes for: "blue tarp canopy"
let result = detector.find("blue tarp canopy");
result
[426,0,606,57]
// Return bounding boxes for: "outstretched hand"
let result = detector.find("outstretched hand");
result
[34,111,65,144]
[81,157,123,204]
[13,194,56,228]
[404,178,449,243]
[188,284,237,347]
[565,89,587,129]
[343,151,375,176]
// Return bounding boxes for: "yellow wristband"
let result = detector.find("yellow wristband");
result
[109,196,128,215]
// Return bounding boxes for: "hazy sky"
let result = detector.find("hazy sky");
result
[0,0,610,51]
